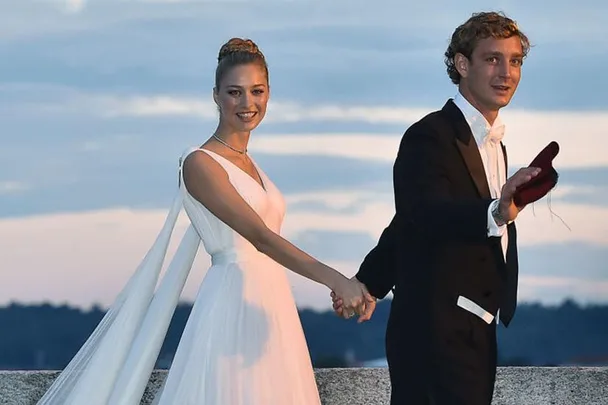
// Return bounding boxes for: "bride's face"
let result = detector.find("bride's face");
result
[213,63,269,133]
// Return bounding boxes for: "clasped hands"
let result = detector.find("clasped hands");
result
[330,276,376,323]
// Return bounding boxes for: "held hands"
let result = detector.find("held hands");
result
[330,277,376,323]
[498,167,542,223]
[330,276,369,319]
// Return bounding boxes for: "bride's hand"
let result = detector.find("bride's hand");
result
[331,277,366,317]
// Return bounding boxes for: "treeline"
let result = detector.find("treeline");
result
[1,299,607,369]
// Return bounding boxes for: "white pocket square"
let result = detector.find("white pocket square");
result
[457,295,494,324]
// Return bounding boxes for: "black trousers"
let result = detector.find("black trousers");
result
[386,319,498,405]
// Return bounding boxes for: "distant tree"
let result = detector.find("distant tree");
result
[314,356,348,368]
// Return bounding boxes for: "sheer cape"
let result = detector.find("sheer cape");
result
[37,159,201,405]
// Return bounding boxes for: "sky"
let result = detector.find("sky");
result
[1,0,607,312]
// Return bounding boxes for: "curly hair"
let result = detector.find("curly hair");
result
[444,11,531,84]
[215,37,269,89]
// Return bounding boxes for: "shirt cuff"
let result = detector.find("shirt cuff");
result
[487,199,507,237]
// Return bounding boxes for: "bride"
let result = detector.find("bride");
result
[36,38,375,405]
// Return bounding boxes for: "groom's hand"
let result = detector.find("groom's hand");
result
[357,290,376,323]
[499,167,542,222]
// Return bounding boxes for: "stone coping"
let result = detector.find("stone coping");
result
[1,367,607,404]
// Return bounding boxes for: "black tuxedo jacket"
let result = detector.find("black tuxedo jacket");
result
[356,99,519,334]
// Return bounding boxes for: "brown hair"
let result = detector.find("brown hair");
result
[444,11,531,84]
[215,38,269,89]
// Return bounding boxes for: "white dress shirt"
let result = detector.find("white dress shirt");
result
[452,92,508,260]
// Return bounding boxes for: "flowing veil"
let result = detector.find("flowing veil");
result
[37,152,202,405]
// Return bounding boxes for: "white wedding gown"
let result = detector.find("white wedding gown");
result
[36,147,322,405]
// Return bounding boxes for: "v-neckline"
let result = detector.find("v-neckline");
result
[200,148,267,193]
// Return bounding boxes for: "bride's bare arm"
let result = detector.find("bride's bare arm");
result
[182,151,365,309]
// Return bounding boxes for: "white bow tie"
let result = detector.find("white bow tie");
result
[485,124,505,144]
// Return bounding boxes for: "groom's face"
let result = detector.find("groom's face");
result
[461,36,524,113]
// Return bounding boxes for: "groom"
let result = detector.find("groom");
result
[333,11,538,405]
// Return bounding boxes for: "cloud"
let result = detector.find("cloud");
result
[0,150,394,218]
[1,2,606,109]
[1,84,426,123]
[103,95,216,119]
[519,242,608,280]
[4,86,608,171]
[0,2,202,42]
[0,114,606,220]
[63,0,86,14]
[518,275,608,305]
[290,230,377,262]
[0,200,608,309]
[0,84,213,120]
[4,1,606,44]
[0,206,204,309]
[555,184,608,206]
[1,181,606,312]
[282,189,608,248]
[0,203,364,312]
[0,181,30,195]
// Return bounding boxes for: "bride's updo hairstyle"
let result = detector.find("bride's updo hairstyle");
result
[215,38,269,89]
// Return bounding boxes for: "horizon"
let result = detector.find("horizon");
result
[2,294,603,314]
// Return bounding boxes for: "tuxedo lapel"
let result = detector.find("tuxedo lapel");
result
[501,142,508,170]
[442,100,491,199]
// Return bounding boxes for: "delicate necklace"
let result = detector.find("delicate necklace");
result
[212,134,247,154]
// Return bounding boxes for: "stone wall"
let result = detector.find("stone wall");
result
[1,367,607,404]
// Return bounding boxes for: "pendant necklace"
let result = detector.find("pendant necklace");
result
[212,134,247,154]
